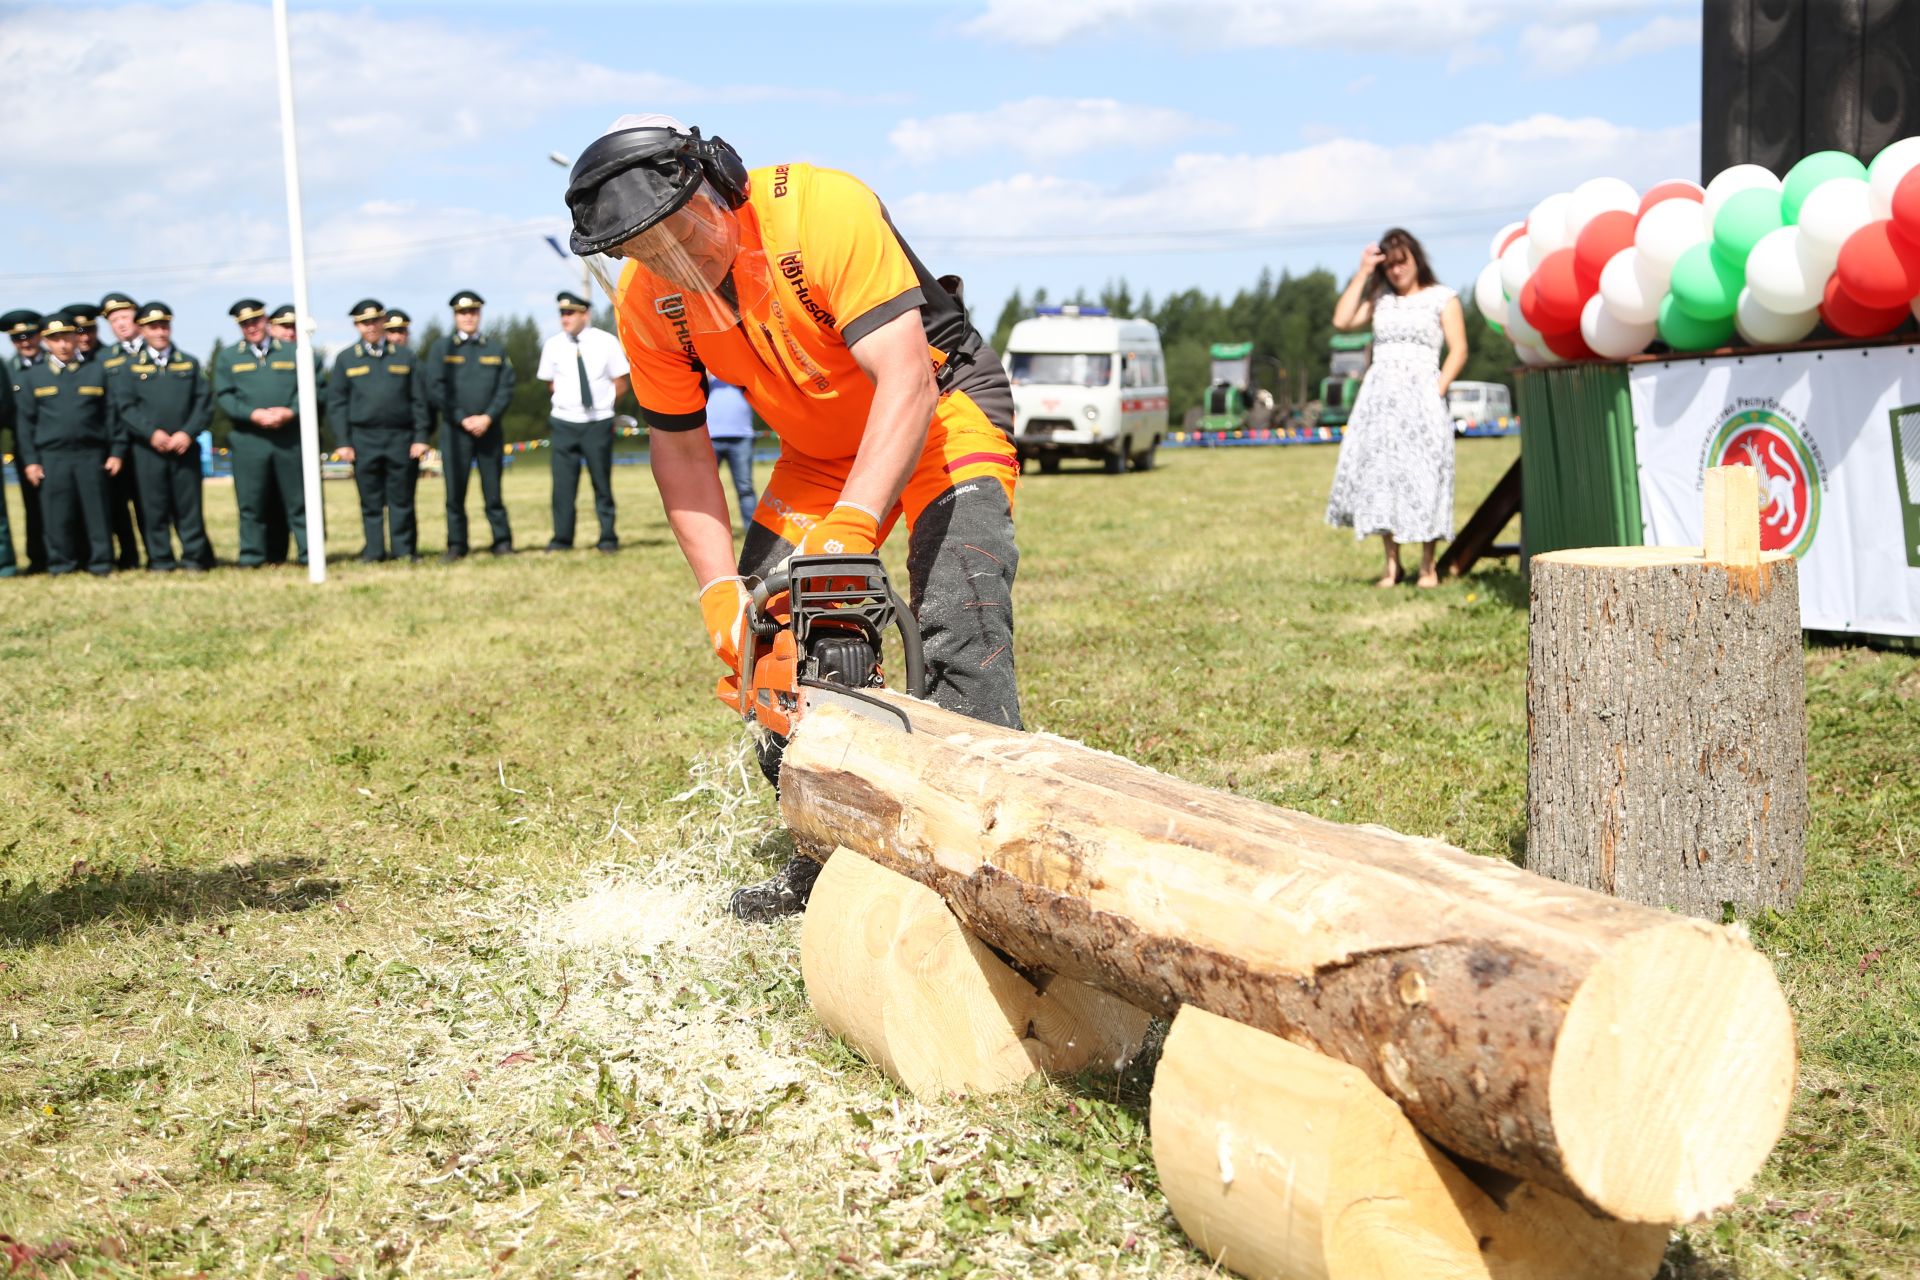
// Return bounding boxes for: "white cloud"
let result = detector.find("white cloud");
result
[960,0,1692,56]
[890,97,1224,164]
[1518,11,1700,74]
[1346,74,1378,95]
[889,114,1699,253]
[0,2,839,213]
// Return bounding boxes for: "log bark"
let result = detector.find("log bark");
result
[778,691,1796,1223]
[1527,546,1806,918]
[799,846,1150,1098]
[1152,1007,1669,1280]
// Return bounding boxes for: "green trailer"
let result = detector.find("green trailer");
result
[1197,341,1255,431]
[1317,332,1371,429]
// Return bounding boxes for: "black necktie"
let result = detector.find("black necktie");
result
[574,337,592,410]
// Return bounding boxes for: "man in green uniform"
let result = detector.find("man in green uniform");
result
[426,290,517,559]
[327,299,429,562]
[116,302,215,571]
[213,298,312,567]
[13,313,127,576]
[266,303,324,560]
[384,309,412,348]
[62,304,103,362]
[4,309,47,573]
[0,343,15,574]
[83,296,146,569]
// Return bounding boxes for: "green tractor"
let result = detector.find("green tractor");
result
[1315,333,1371,429]
[1187,341,1279,432]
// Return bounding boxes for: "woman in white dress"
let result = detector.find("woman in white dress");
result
[1324,228,1468,588]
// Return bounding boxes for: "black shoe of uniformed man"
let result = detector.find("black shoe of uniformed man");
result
[727,856,821,922]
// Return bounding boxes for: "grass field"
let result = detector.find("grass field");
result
[1,442,1915,1279]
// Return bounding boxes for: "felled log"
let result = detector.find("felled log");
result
[799,846,1150,1097]
[1527,466,1806,918]
[1152,1006,1669,1280]
[778,692,1796,1223]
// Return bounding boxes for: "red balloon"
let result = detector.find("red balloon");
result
[1541,324,1596,362]
[1835,220,1920,310]
[1497,223,1527,258]
[1532,248,1588,331]
[1893,166,1920,245]
[1637,179,1705,220]
[1574,210,1637,292]
[1819,273,1910,338]
[1518,276,1548,333]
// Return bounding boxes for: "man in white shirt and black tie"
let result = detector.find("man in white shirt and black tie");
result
[537,291,630,552]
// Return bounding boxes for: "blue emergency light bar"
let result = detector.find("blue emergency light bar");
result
[1033,305,1109,317]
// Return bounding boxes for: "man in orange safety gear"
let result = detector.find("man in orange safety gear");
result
[564,114,1021,919]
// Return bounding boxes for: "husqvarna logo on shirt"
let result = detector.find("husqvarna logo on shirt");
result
[777,253,837,330]
[772,165,790,198]
[655,294,696,360]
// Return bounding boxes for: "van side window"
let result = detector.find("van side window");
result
[1122,353,1139,389]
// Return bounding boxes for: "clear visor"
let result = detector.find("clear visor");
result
[584,181,768,351]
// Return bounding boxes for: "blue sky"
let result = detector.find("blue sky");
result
[0,0,1701,354]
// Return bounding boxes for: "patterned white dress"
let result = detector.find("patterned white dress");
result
[1324,285,1456,543]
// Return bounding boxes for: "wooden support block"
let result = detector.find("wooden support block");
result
[799,847,1150,1099]
[1702,464,1761,567]
[1151,1007,1669,1280]
[1528,544,1806,918]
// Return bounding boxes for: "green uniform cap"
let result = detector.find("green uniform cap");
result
[556,291,590,312]
[61,304,101,329]
[39,314,80,336]
[449,290,485,310]
[229,298,268,323]
[100,293,136,317]
[1,309,42,336]
[135,301,174,326]
[349,298,386,323]
[384,308,412,330]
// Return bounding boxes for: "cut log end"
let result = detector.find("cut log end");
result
[1551,921,1797,1222]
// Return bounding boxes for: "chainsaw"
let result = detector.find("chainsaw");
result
[718,554,925,786]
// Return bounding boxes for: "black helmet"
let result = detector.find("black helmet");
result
[565,124,748,256]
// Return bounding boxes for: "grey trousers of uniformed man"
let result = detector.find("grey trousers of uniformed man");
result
[736,480,1021,730]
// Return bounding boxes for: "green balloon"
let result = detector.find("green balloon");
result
[1782,150,1868,223]
[1658,294,1734,351]
[1669,242,1744,322]
[1487,318,1504,335]
[1713,187,1785,263]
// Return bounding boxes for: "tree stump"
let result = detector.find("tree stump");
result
[1527,468,1807,918]
[1151,1007,1669,1280]
[799,847,1150,1098]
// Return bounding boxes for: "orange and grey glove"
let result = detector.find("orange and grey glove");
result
[793,503,881,558]
[698,576,752,674]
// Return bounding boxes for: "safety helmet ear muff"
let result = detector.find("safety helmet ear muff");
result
[565,125,749,256]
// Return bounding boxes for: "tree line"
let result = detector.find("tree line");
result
[987,270,1517,422]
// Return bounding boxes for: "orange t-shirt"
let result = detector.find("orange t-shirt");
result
[613,163,1007,463]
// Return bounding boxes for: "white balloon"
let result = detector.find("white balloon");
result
[1869,137,1920,219]
[1598,247,1666,324]
[1733,288,1819,346]
[1566,177,1640,240]
[1579,293,1657,360]
[1499,235,1533,301]
[1744,225,1828,313]
[1796,177,1874,267]
[1514,342,1550,366]
[1527,192,1574,266]
[1474,260,1508,325]
[1703,163,1782,222]
[1487,220,1525,263]
[1635,198,1711,272]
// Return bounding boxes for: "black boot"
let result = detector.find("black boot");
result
[728,856,821,922]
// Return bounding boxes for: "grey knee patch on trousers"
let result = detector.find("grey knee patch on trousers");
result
[736,483,1021,730]
[906,483,1021,730]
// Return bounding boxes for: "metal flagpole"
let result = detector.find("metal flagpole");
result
[273,0,327,583]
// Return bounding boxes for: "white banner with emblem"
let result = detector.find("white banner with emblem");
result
[1628,344,1920,636]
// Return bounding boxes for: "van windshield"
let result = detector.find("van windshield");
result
[1009,353,1113,388]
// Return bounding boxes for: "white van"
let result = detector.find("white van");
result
[1005,307,1167,473]
[1447,380,1513,428]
